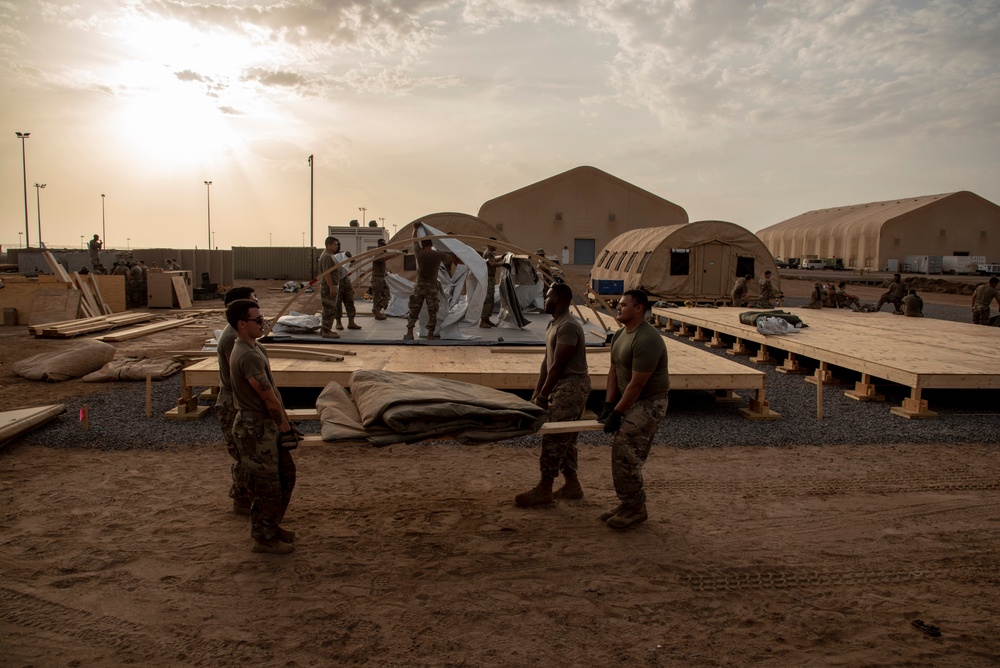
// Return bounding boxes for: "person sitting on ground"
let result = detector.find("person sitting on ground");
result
[836,282,861,310]
[875,273,906,313]
[804,282,824,309]
[902,289,923,317]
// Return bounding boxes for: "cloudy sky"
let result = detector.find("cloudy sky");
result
[2,0,998,251]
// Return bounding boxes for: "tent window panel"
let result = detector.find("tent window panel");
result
[636,251,653,273]
[614,253,628,271]
[623,251,639,272]
[735,256,755,279]
[604,252,617,269]
[670,249,690,276]
[597,249,609,267]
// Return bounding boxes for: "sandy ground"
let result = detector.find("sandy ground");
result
[1,276,997,666]
[2,441,998,666]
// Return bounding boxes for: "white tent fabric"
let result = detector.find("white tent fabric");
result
[384,223,489,340]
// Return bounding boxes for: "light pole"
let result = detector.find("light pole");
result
[212,231,216,249]
[19,232,23,248]
[34,183,46,247]
[80,235,84,249]
[204,181,212,250]
[16,132,30,247]
[308,155,314,278]
[269,232,272,247]
[101,194,106,246]
[127,237,131,251]
[359,206,366,226]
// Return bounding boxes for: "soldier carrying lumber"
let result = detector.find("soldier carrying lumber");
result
[514,283,591,507]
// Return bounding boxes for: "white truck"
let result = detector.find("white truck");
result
[978,262,1000,275]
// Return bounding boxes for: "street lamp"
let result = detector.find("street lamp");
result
[212,231,216,249]
[308,155,315,278]
[359,206,366,226]
[80,235,84,249]
[269,232,272,247]
[34,183,46,247]
[101,194,106,246]
[15,132,30,247]
[19,232,24,248]
[204,181,212,250]
[127,237,131,251]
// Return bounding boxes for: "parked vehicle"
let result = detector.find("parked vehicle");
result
[803,259,826,270]
[978,263,1000,275]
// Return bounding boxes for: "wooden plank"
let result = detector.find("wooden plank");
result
[70,272,100,317]
[295,419,605,447]
[30,312,154,338]
[172,276,193,309]
[86,273,112,315]
[0,404,67,445]
[27,288,81,326]
[41,251,73,283]
[95,317,196,342]
[92,274,126,313]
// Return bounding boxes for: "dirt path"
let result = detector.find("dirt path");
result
[2,441,997,666]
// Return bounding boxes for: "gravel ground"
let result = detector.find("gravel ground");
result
[18,295,999,451]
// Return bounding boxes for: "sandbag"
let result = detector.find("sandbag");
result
[11,339,116,382]
[81,357,183,382]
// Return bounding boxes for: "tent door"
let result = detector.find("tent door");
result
[698,243,726,295]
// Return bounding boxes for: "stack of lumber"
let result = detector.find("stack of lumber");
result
[29,312,156,339]
[40,251,112,318]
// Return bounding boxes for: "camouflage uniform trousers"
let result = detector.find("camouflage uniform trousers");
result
[972,305,992,325]
[480,277,496,321]
[875,292,903,313]
[320,282,338,334]
[216,402,252,508]
[611,395,669,506]
[407,282,440,332]
[232,414,296,542]
[371,275,390,313]
[334,277,357,320]
[538,375,591,479]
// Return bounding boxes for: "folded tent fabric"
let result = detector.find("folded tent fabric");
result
[738,310,807,328]
[317,370,547,446]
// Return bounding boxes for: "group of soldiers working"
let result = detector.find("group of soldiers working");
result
[730,270,784,308]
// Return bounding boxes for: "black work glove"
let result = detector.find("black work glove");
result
[603,410,624,434]
[278,429,300,450]
[596,402,615,423]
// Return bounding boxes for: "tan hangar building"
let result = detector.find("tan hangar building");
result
[756,191,1000,270]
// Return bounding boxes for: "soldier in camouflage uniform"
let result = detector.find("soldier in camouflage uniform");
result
[598,290,669,530]
[215,287,257,516]
[479,241,503,328]
[754,270,777,308]
[875,273,906,313]
[334,250,362,330]
[404,222,452,341]
[971,277,999,325]
[317,237,340,339]
[515,283,591,507]
[370,239,394,320]
[227,298,300,554]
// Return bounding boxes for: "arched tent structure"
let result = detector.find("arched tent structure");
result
[590,221,780,301]
[386,213,507,280]
[756,191,1000,270]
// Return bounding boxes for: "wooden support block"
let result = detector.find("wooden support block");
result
[726,338,749,356]
[890,387,937,419]
[738,398,781,420]
[845,374,885,402]
[705,331,727,349]
[691,326,709,343]
[776,353,809,375]
[710,389,743,404]
[751,344,777,365]
[164,405,212,420]
[198,388,219,400]
[662,319,678,333]
[805,368,842,385]
[674,322,693,337]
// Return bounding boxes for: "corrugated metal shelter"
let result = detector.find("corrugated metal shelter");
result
[590,221,780,300]
[756,191,1000,269]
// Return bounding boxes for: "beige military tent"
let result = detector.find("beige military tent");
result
[590,221,780,301]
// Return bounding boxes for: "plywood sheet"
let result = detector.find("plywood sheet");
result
[28,288,82,326]
[0,404,66,446]
[0,280,74,324]
[172,276,193,309]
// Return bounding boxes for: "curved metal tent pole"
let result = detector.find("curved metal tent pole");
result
[262,234,618,337]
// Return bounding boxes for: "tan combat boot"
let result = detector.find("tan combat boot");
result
[514,477,554,507]
[606,503,648,529]
[553,473,583,500]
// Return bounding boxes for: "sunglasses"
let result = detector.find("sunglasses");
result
[243,316,266,325]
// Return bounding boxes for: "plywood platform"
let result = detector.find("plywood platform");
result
[653,306,1000,418]
[169,339,776,419]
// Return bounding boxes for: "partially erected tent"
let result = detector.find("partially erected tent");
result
[590,221,780,301]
